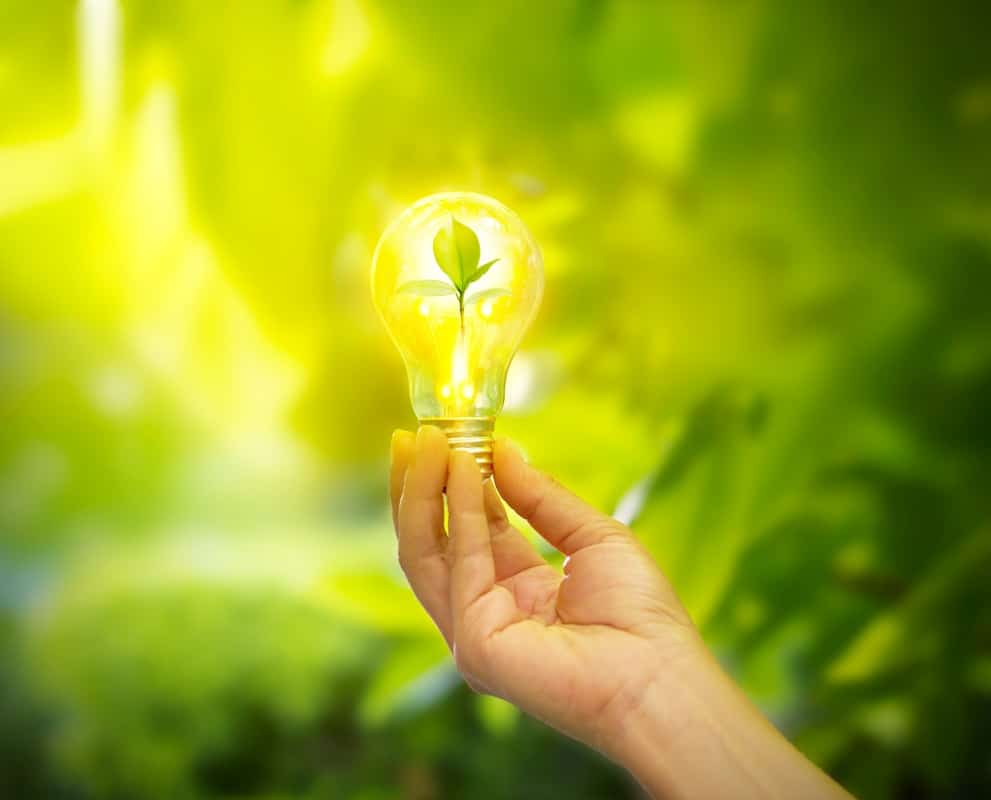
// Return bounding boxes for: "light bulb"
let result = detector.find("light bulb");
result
[371,192,543,478]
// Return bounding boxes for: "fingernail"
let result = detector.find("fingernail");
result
[418,424,446,447]
[416,425,430,448]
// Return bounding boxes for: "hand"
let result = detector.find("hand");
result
[390,427,853,800]
[390,425,701,754]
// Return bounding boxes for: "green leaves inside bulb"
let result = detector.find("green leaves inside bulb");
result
[464,287,511,305]
[396,280,457,297]
[433,215,478,291]
[396,215,508,317]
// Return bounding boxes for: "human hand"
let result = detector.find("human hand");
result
[390,427,852,800]
[390,427,702,753]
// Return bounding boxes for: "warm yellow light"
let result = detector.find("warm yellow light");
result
[79,0,121,157]
[371,192,543,475]
[320,0,371,77]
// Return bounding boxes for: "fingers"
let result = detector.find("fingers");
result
[493,439,629,555]
[398,427,448,557]
[390,429,415,530]
[397,426,453,643]
[447,451,497,619]
[448,452,529,692]
[484,481,547,580]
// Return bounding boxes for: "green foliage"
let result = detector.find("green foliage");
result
[402,214,506,326]
[31,577,372,797]
[0,0,989,798]
[469,259,499,286]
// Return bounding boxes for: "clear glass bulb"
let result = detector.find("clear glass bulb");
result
[371,192,543,477]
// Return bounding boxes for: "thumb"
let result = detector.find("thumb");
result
[492,440,631,555]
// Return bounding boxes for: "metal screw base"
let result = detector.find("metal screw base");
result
[419,417,495,479]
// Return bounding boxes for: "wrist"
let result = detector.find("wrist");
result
[607,639,733,797]
[582,630,712,783]
[609,641,850,800]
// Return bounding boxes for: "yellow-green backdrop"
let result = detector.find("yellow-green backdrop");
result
[1,1,990,798]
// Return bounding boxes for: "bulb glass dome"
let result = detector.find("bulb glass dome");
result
[371,192,543,475]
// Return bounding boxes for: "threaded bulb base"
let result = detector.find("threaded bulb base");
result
[419,417,495,479]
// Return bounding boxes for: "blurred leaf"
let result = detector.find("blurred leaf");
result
[396,280,458,297]
[827,527,991,684]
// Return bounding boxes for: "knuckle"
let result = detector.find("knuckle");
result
[525,479,554,520]
[597,518,630,540]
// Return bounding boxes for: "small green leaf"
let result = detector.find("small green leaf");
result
[466,258,500,287]
[465,287,512,305]
[432,215,480,290]
[396,280,458,297]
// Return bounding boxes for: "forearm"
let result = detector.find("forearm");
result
[613,647,853,800]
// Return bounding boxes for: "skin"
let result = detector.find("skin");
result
[390,426,854,800]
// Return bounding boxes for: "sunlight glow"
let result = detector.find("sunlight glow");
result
[0,137,81,217]
[451,335,468,387]
[321,0,371,76]
[78,0,121,156]
[132,238,304,435]
[123,84,186,261]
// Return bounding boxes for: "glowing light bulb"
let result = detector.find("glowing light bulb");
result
[371,192,543,478]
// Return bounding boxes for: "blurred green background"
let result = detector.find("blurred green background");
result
[2,0,990,797]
